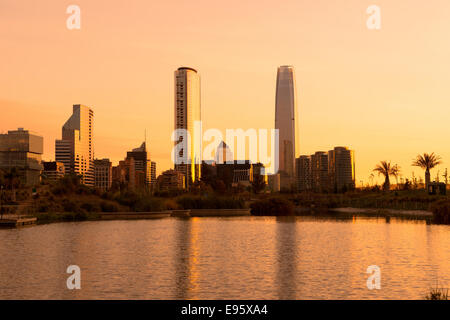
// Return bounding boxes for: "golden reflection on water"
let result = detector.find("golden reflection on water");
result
[0,216,449,299]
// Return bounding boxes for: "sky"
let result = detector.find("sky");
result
[1,0,450,184]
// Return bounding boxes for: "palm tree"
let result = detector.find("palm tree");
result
[373,161,400,191]
[412,153,442,190]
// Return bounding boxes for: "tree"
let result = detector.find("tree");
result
[251,174,266,194]
[214,180,227,194]
[412,153,442,190]
[373,161,400,191]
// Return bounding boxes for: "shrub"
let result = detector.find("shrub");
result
[100,201,119,212]
[116,190,140,208]
[80,202,101,213]
[62,199,81,213]
[250,197,294,216]
[426,286,449,300]
[176,195,244,209]
[38,203,50,213]
[430,200,450,225]
[134,197,164,212]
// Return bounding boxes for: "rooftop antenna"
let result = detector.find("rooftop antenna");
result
[145,129,148,152]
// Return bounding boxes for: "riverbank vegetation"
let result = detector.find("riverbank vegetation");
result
[250,198,294,216]
[3,169,450,224]
[22,175,248,222]
[290,189,446,211]
[429,200,450,224]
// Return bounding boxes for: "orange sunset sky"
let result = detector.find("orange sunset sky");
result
[1,0,450,185]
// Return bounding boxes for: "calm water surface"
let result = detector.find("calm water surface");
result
[0,216,449,299]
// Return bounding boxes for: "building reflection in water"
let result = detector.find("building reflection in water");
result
[275,216,298,299]
[173,217,200,299]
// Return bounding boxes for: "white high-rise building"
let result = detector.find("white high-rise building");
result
[55,104,94,186]
[174,67,201,187]
[275,65,299,190]
[215,141,234,164]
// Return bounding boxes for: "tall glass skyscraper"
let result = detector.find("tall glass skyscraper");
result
[55,104,94,186]
[174,67,201,187]
[275,65,299,190]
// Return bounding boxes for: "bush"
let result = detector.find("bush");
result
[134,197,164,212]
[80,202,101,213]
[426,286,449,300]
[62,199,81,213]
[100,201,119,212]
[176,195,245,210]
[116,190,140,208]
[38,203,50,213]
[250,198,294,216]
[430,200,450,224]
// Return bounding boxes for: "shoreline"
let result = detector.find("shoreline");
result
[329,207,433,218]
[24,206,434,226]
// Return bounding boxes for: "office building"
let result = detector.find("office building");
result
[94,158,112,191]
[215,141,233,164]
[156,169,185,192]
[42,161,65,181]
[0,128,43,186]
[55,104,94,186]
[112,158,136,190]
[275,66,299,190]
[311,152,329,192]
[174,67,202,187]
[127,142,151,187]
[150,161,157,186]
[328,147,355,192]
[296,155,312,191]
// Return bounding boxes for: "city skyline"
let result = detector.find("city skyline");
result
[2,1,450,184]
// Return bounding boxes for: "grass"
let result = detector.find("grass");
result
[425,286,449,300]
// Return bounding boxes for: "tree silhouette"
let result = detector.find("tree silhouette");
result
[373,161,400,191]
[251,174,266,194]
[412,153,442,190]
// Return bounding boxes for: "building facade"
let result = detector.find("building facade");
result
[112,157,136,190]
[150,161,157,186]
[174,67,202,188]
[94,158,112,191]
[296,155,312,191]
[275,66,299,190]
[55,104,94,186]
[127,142,151,187]
[296,146,355,193]
[215,141,233,164]
[311,152,329,193]
[156,169,185,192]
[328,147,355,192]
[0,128,43,186]
[42,161,65,181]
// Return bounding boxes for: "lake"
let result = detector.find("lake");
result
[0,216,449,299]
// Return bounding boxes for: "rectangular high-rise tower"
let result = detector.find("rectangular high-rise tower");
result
[275,65,299,190]
[328,146,355,192]
[174,67,202,187]
[55,104,94,186]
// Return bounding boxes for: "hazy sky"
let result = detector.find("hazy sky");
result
[1,0,450,184]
